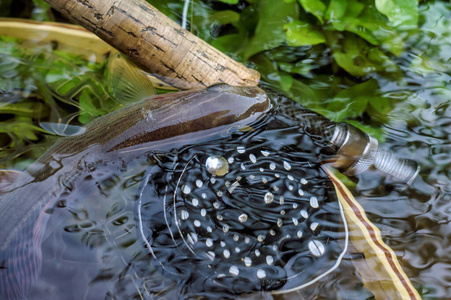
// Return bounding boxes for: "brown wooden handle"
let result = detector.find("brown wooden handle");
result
[42,0,260,89]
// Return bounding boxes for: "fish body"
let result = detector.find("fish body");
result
[0,84,269,299]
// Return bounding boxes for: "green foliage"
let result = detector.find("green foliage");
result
[0,36,118,169]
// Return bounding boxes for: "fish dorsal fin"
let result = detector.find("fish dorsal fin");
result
[106,53,156,104]
[40,122,86,136]
[0,170,23,193]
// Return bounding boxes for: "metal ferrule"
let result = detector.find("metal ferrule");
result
[330,123,420,185]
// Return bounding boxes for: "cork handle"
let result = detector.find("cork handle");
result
[42,0,260,89]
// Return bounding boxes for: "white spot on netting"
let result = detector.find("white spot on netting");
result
[192,198,199,207]
[249,154,257,163]
[223,249,231,258]
[301,178,308,185]
[292,218,299,226]
[287,174,294,181]
[309,240,325,257]
[194,220,201,227]
[260,167,264,172]
[298,189,304,196]
[293,203,298,209]
[229,265,239,276]
[261,150,270,156]
[297,230,303,238]
[244,256,252,267]
[266,255,274,265]
[255,249,261,257]
[223,224,230,233]
[277,218,283,227]
[244,237,250,244]
[239,214,248,223]
[237,146,245,154]
[310,222,319,232]
[262,177,268,184]
[310,196,319,208]
[187,232,198,244]
[257,234,265,242]
[228,157,234,164]
[288,185,294,191]
[201,208,206,217]
[180,210,189,220]
[182,185,191,194]
[241,163,246,171]
[280,210,286,215]
[217,215,223,221]
[220,241,226,247]
[264,192,274,204]
[233,234,239,242]
[202,193,207,199]
[213,201,220,209]
[279,196,285,205]
[235,247,241,253]
[257,269,266,279]
[196,179,203,188]
[269,162,276,170]
[206,238,213,247]
[207,226,212,233]
[283,161,291,171]
[269,229,276,236]
[301,210,308,218]
[217,190,223,197]
[206,251,215,261]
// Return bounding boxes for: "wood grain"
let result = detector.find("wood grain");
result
[42,0,260,89]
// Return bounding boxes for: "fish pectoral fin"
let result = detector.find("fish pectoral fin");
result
[39,122,86,137]
[106,53,156,105]
[0,170,23,192]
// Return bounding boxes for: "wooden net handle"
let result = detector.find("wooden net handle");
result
[43,0,260,89]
